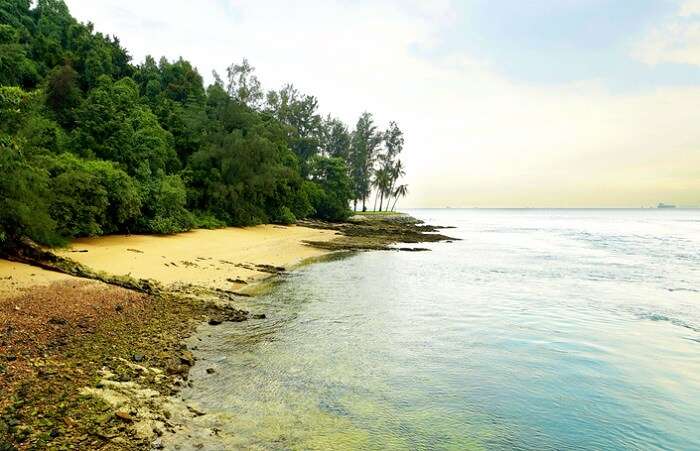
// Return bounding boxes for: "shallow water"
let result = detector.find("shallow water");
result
[170,209,700,450]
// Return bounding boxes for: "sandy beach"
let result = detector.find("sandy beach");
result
[0,259,78,298]
[0,224,338,297]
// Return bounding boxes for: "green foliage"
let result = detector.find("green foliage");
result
[0,137,61,246]
[306,156,353,221]
[0,1,408,247]
[275,206,297,225]
[138,174,193,234]
[349,112,382,211]
[40,153,141,236]
[0,24,39,87]
[72,76,178,175]
[45,64,82,127]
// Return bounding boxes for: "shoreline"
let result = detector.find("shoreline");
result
[0,214,453,449]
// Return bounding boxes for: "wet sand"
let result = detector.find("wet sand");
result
[0,260,78,298]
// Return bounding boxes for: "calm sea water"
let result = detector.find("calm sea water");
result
[168,209,700,450]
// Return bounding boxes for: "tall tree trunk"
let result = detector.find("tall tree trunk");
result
[373,190,378,212]
[362,197,366,212]
[379,191,384,211]
[391,196,399,211]
[353,199,357,212]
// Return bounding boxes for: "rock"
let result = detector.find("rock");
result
[206,368,215,374]
[48,317,67,326]
[251,314,266,319]
[115,411,134,422]
[208,318,223,326]
[187,405,206,417]
[179,351,195,366]
[166,364,188,377]
[132,354,145,363]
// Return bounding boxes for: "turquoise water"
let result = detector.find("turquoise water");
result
[170,209,700,450]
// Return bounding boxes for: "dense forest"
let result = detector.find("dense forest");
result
[0,0,408,248]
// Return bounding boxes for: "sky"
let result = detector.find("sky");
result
[64,0,700,207]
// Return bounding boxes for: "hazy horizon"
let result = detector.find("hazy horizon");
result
[64,0,700,208]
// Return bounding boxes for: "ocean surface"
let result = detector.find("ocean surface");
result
[169,209,700,450]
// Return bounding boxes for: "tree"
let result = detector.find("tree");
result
[320,115,350,159]
[349,112,382,211]
[226,58,263,109]
[390,184,408,211]
[306,156,352,221]
[0,137,59,246]
[266,84,322,171]
[0,0,411,248]
[45,64,82,127]
[0,24,38,88]
[383,159,405,211]
[72,76,179,176]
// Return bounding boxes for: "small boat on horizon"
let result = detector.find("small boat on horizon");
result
[657,203,677,209]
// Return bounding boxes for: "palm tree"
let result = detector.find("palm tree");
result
[384,160,405,211]
[372,167,391,211]
[390,184,408,211]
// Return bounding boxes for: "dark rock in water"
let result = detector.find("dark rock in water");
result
[166,364,189,377]
[206,368,216,374]
[187,405,206,417]
[252,314,266,319]
[179,351,195,366]
[398,247,430,252]
[208,318,223,326]
[132,354,145,363]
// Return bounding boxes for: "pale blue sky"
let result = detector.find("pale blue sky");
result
[419,0,700,90]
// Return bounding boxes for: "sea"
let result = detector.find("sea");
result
[165,208,700,450]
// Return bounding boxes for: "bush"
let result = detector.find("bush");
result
[274,206,297,225]
[138,174,194,234]
[0,138,62,246]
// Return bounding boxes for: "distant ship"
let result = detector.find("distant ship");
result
[657,203,677,209]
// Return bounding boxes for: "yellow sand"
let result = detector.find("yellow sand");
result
[52,225,337,291]
[0,260,78,298]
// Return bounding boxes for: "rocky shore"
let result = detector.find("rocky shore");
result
[0,214,453,450]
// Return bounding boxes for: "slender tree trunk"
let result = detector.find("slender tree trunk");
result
[379,191,384,211]
[362,197,366,212]
[391,196,399,211]
[373,189,378,212]
[353,199,357,212]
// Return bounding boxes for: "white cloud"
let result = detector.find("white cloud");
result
[65,0,700,207]
[634,0,700,66]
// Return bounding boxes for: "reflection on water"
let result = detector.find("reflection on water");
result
[167,209,700,450]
